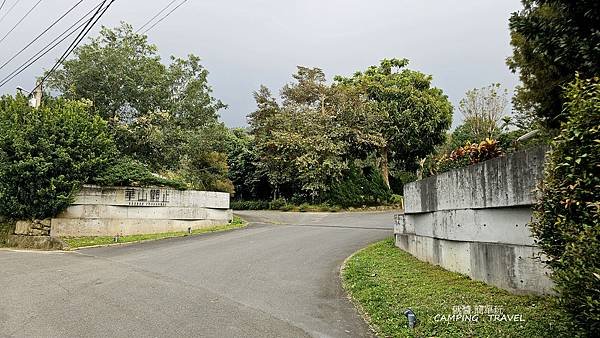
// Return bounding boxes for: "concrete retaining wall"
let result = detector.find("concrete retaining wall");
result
[50,186,232,237]
[395,146,553,294]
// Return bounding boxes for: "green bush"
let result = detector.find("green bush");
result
[230,200,270,210]
[268,198,286,210]
[390,170,417,194]
[93,157,187,189]
[389,194,403,206]
[327,166,392,207]
[0,220,14,246]
[0,97,116,219]
[531,76,600,335]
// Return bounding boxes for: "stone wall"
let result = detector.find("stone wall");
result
[395,146,553,294]
[50,186,232,237]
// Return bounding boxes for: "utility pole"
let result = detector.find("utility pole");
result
[31,79,42,108]
[17,80,43,108]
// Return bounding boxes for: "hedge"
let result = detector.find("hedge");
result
[531,76,600,335]
[0,97,116,219]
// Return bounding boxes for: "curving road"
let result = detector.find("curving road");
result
[0,211,395,338]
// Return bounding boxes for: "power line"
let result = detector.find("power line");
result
[0,1,103,89]
[136,0,177,33]
[0,0,21,26]
[0,1,7,13]
[141,0,188,34]
[32,0,117,92]
[0,0,43,45]
[0,0,84,72]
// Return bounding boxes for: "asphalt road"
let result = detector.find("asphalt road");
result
[0,211,396,338]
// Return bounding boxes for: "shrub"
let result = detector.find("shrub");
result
[389,170,417,195]
[425,139,504,177]
[230,200,269,210]
[92,157,187,189]
[389,194,403,206]
[0,97,116,219]
[327,165,392,207]
[530,76,600,335]
[0,220,14,246]
[268,198,286,210]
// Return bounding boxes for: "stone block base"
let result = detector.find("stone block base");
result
[6,235,66,250]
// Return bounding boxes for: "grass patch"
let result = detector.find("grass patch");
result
[62,216,247,249]
[342,238,577,337]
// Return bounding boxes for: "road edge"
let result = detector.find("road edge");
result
[339,243,381,337]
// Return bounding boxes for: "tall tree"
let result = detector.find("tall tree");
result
[45,23,231,192]
[249,67,348,200]
[225,128,270,200]
[507,0,600,128]
[458,83,508,141]
[47,23,224,123]
[335,58,453,187]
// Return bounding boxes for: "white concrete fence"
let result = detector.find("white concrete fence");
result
[15,186,232,237]
[395,146,553,295]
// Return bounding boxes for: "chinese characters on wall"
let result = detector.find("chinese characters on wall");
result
[124,188,170,206]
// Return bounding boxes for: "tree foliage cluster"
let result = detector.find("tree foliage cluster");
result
[230,59,453,204]
[419,83,520,178]
[508,0,600,129]
[47,23,232,193]
[0,97,116,219]
[531,76,600,335]
[508,2,600,333]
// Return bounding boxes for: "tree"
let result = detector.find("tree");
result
[47,23,169,120]
[249,67,348,200]
[45,23,231,192]
[225,129,270,200]
[247,85,288,198]
[507,0,600,129]
[0,96,116,219]
[458,84,508,141]
[335,58,453,187]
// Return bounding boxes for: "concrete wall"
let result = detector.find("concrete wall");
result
[395,146,553,295]
[50,186,232,237]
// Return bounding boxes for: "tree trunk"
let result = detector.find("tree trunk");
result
[380,147,390,189]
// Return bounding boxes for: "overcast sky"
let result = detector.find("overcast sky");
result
[0,0,523,127]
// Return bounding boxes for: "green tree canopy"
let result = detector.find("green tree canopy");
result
[335,58,453,186]
[0,96,116,219]
[47,23,225,123]
[45,22,231,193]
[507,0,600,128]
[249,67,348,199]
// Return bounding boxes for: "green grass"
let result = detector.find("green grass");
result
[342,238,577,338]
[62,216,247,249]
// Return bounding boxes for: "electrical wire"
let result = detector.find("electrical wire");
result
[0,0,84,71]
[136,0,177,33]
[141,0,187,34]
[0,0,19,26]
[0,1,7,13]
[0,1,103,88]
[0,0,43,45]
[32,0,117,92]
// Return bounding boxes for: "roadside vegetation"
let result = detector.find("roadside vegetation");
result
[230,60,453,207]
[0,221,13,247]
[530,76,600,333]
[62,216,246,249]
[506,1,600,334]
[230,199,403,212]
[0,0,597,333]
[342,239,576,337]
